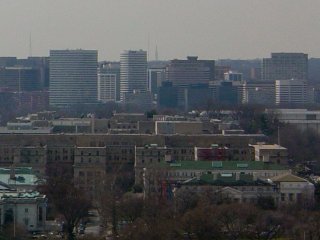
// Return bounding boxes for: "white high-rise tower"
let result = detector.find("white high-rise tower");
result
[120,50,147,101]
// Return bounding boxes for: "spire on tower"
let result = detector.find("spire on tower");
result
[155,45,159,61]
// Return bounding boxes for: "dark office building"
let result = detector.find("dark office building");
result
[216,81,239,105]
[184,84,212,111]
[0,67,41,91]
[157,81,178,109]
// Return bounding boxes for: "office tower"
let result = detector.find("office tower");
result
[166,56,215,86]
[157,81,178,109]
[98,62,120,101]
[97,72,117,103]
[166,56,215,108]
[148,67,166,94]
[0,67,41,91]
[242,81,275,105]
[49,50,98,106]
[275,79,307,105]
[262,53,308,82]
[120,50,147,101]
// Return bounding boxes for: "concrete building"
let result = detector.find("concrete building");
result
[143,160,290,197]
[148,67,166,95]
[173,172,314,205]
[98,61,120,101]
[155,121,204,135]
[269,108,320,134]
[157,81,179,109]
[98,72,117,103]
[275,79,307,105]
[0,191,47,232]
[166,56,215,108]
[73,147,107,199]
[0,67,41,91]
[166,56,215,86]
[174,174,277,204]
[271,174,314,204]
[120,50,147,101]
[242,81,275,105]
[262,53,308,82]
[250,144,288,165]
[49,49,98,106]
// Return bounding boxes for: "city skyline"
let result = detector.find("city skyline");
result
[0,0,319,61]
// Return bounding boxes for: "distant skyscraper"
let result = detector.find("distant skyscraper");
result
[49,50,98,106]
[262,53,308,82]
[120,50,147,101]
[98,62,120,101]
[166,56,215,107]
[166,56,215,86]
[98,72,117,103]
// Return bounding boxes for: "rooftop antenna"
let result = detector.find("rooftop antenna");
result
[155,45,159,61]
[147,32,150,61]
[29,32,32,57]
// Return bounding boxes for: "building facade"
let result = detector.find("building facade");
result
[262,53,308,82]
[275,79,307,105]
[120,50,147,101]
[49,49,98,106]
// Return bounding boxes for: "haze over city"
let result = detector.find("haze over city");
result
[0,0,320,60]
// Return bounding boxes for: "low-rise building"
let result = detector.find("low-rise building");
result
[143,161,290,196]
[155,121,203,135]
[271,174,314,205]
[0,191,47,232]
[250,143,288,164]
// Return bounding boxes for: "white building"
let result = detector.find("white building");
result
[120,50,147,101]
[49,49,98,106]
[269,108,320,134]
[275,79,307,105]
[98,73,117,102]
[0,191,47,232]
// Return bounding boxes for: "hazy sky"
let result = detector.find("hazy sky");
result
[0,0,319,61]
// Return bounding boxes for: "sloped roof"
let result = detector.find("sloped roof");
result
[271,174,308,182]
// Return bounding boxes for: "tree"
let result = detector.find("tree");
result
[38,177,91,240]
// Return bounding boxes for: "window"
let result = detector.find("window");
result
[281,193,285,201]
[38,207,43,221]
[25,208,28,213]
[289,193,294,201]
[24,218,29,226]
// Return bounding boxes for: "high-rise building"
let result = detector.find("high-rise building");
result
[166,56,215,108]
[120,50,147,101]
[275,79,307,105]
[242,81,275,105]
[49,50,98,106]
[98,72,117,103]
[262,53,308,82]
[98,62,120,102]
[166,56,215,86]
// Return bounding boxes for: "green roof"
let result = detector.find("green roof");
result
[183,173,271,186]
[0,167,39,186]
[157,161,288,171]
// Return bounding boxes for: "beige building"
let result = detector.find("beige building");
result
[250,143,288,164]
[271,174,314,205]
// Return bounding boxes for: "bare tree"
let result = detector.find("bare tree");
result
[38,177,91,240]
